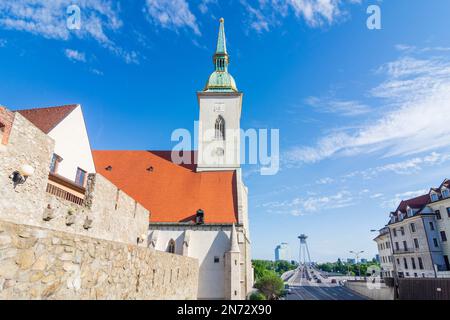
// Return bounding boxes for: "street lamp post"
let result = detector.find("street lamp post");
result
[349,250,364,280]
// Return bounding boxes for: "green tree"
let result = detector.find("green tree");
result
[254,271,285,300]
[249,291,266,300]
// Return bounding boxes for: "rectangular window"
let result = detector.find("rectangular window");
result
[441,231,448,242]
[447,208,450,218]
[429,221,435,231]
[386,241,390,249]
[433,238,439,248]
[397,258,400,265]
[414,238,419,249]
[75,167,87,187]
[49,153,62,174]
[410,223,416,233]
[0,122,5,142]
[395,242,399,251]
[393,228,397,237]
[431,193,439,202]
[214,256,220,263]
[403,258,408,269]
[403,241,408,251]
[411,258,416,270]
[418,257,424,270]
[436,210,442,220]
[400,227,405,236]
[443,189,450,199]
[444,256,450,271]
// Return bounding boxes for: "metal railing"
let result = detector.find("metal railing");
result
[393,248,417,254]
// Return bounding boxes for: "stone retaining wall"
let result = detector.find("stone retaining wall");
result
[344,280,395,300]
[0,220,198,300]
[0,111,149,245]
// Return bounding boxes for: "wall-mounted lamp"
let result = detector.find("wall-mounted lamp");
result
[137,233,147,244]
[10,164,34,186]
[83,216,93,230]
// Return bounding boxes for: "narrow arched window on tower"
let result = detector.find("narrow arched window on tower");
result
[215,115,225,140]
[167,239,176,254]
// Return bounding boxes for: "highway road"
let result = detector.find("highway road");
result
[283,265,367,300]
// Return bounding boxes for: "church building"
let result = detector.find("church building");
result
[92,18,253,300]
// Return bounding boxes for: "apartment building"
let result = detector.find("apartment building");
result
[374,227,394,277]
[375,179,450,278]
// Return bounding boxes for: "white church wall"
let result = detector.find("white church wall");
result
[149,226,233,300]
[48,105,95,183]
[197,93,242,170]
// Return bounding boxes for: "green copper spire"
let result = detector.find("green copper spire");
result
[204,18,238,93]
[216,17,227,55]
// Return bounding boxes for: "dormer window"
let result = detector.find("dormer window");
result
[196,209,205,224]
[390,216,396,224]
[430,193,439,202]
[407,207,414,217]
[442,188,450,199]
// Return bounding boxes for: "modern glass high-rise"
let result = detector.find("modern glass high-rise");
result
[275,242,289,261]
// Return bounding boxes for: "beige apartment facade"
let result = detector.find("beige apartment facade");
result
[375,179,450,278]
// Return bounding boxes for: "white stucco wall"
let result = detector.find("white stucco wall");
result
[197,93,242,170]
[48,105,95,183]
[430,198,450,258]
[375,233,394,277]
[149,227,232,300]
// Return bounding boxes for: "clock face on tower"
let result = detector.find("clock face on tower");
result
[216,147,224,156]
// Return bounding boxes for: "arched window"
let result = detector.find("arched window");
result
[215,116,225,140]
[167,239,176,254]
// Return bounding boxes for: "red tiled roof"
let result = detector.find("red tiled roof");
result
[17,104,78,134]
[92,150,238,224]
[396,194,430,213]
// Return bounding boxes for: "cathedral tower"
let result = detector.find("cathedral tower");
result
[197,18,243,171]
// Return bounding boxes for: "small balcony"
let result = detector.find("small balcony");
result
[393,247,417,255]
[46,172,85,205]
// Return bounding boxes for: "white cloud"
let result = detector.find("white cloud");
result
[262,190,355,216]
[0,1,121,44]
[64,49,86,62]
[241,2,271,33]
[0,0,138,63]
[381,189,428,210]
[316,177,334,184]
[396,44,450,53]
[243,0,361,32]
[285,52,450,165]
[0,38,6,47]
[343,152,450,180]
[198,0,217,15]
[90,68,103,75]
[305,96,371,116]
[145,0,200,35]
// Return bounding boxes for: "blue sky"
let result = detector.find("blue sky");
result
[1,0,450,262]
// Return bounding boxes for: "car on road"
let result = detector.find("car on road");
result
[331,279,337,284]
[316,279,322,284]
